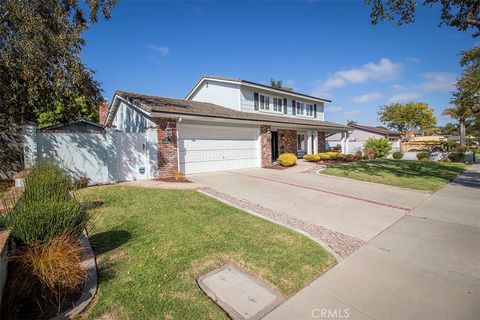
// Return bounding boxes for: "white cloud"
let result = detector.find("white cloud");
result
[320,58,402,91]
[421,72,456,92]
[147,45,170,56]
[388,92,422,103]
[351,92,383,103]
[326,106,343,113]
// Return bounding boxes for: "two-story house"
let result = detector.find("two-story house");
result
[104,76,349,177]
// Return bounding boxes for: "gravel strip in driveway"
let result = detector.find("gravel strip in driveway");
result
[200,187,366,258]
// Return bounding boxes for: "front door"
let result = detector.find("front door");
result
[271,131,279,160]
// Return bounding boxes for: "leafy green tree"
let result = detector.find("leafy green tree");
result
[0,0,116,132]
[270,78,294,91]
[439,123,460,135]
[365,0,480,37]
[347,120,358,126]
[378,102,437,136]
[37,97,100,128]
[451,47,480,117]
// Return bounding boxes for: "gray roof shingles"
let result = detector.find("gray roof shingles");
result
[116,91,348,130]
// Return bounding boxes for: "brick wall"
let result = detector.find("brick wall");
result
[318,131,326,153]
[278,129,297,154]
[157,118,178,177]
[99,101,109,125]
[260,125,272,167]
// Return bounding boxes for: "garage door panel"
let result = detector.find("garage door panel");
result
[178,124,259,174]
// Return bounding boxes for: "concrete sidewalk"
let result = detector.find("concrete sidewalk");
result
[264,165,480,320]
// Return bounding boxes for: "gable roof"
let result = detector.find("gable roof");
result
[113,91,348,131]
[41,119,104,132]
[186,75,332,103]
[350,124,401,136]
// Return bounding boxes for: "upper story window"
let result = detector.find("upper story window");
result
[306,104,314,116]
[296,102,305,115]
[273,97,283,113]
[260,95,270,110]
[296,102,314,117]
[260,94,283,113]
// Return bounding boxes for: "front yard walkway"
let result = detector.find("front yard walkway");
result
[76,186,335,319]
[264,164,480,320]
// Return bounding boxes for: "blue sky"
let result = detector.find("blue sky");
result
[82,1,476,126]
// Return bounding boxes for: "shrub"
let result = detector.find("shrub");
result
[6,235,85,317]
[448,152,465,162]
[416,151,430,161]
[278,153,297,167]
[353,150,363,160]
[392,151,404,160]
[8,198,88,245]
[303,154,320,162]
[364,148,376,160]
[363,138,392,158]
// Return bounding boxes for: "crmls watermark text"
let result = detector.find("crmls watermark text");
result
[311,308,350,319]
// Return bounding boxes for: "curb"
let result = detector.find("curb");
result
[53,230,97,320]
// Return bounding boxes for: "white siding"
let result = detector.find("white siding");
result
[112,101,155,133]
[240,87,325,121]
[189,80,241,110]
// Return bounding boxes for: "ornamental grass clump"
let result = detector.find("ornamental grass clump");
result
[416,151,430,161]
[7,162,89,245]
[5,235,86,318]
[278,153,297,167]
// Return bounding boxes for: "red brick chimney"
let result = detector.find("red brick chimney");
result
[99,100,109,125]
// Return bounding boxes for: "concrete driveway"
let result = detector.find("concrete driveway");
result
[191,163,429,242]
[191,163,480,319]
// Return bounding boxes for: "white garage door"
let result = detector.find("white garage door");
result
[178,123,260,174]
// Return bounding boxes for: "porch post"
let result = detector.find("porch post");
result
[313,131,318,154]
[341,132,346,154]
[307,130,313,155]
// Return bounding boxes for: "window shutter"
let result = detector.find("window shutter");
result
[292,100,296,115]
[283,98,287,114]
[254,92,259,110]
[260,95,264,110]
[314,104,317,118]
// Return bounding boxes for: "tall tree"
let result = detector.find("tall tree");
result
[0,0,116,132]
[365,0,480,37]
[378,102,437,136]
[270,78,294,91]
[442,104,472,145]
[347,120,358,126]
[451,46,480,119]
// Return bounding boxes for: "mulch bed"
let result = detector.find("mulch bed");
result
[154,177,192,183]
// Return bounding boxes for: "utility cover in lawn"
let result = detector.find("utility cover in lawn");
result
[198,265,284,320]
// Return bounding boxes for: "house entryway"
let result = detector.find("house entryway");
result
[271,131,279,161]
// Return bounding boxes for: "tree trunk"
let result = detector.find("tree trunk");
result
[460,120,466,146]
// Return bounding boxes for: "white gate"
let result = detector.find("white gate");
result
[116,132,148,181]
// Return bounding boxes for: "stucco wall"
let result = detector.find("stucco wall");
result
[37,131,118,184]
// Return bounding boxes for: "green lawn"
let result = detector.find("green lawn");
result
[321,160,467,191]
[77,186,335,320]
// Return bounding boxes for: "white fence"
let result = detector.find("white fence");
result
[24,125,157,184]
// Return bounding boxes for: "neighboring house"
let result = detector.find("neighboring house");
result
[41,119,105,133]
[326,124,401,154]
[104,76,349,177]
